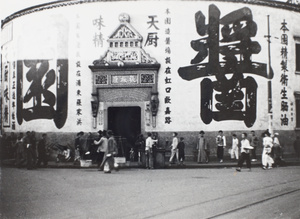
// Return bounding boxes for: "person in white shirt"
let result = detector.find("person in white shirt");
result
[262,132,274,169]
[169,132,179,165]
[216,130,226,163]
[145,132,157,169]
[236,133,253,172]
[94,130,108,170]
[231,134,239,160]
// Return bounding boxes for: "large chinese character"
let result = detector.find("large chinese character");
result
[17,59,68,129]
[178,5,272,127]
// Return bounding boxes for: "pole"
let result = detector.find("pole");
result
[265,15,273,135]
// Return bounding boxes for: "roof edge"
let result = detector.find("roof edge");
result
[2,0,300,28]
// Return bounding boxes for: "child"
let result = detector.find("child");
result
[178,137,185,165]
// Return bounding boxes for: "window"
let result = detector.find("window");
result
[295,92,300,129]
[295,36,300,73]
[296,43,300,72]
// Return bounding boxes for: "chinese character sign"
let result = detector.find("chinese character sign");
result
[164,9,172,125]
[92,15,105,47]
[280,19,289,126]
[2,62,10,127]
[16,59,68,129]
[178,4,271,128]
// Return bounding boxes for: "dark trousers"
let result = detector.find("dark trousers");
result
[37,152,48,167]
[217,146,224,160]
[97,152,105,168]
[145,150,153,168]
[251,147,257,159]
[238,152,251,169]
[16,152,25,167]
[205,150,210,162]
[26,147,33,169]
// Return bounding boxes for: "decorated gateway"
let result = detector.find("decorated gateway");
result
[1,0,300,161]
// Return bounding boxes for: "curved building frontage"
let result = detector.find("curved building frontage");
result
[1,0,300,161]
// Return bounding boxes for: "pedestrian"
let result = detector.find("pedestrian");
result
[249,131,259,162]
[293,136,300,160]
[100,130,118,173]
[8,132,17,159]
[24,131,34,170]
[37,134,49,167]
[86,132,96,162]
[273,133,283,161]
[216,130,226,163]
[262,132,274,170]
[0,134,5,161]
[236,133,253,172]
[30,131,37,168]
[197,131,208,163]
[15,133,25,168]
[74,131,84,164]
[169,132,179,165]
[134,134,145,163]
[94,130,108,170]
[231,134,239,161]
[145,132,154,169]
[178,137,185,165]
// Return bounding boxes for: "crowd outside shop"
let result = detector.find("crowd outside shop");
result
[1,127,298,173]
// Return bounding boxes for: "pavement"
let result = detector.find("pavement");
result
[1,163,300,218]
[2,153,300,169]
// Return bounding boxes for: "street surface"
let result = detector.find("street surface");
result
[1,166,300,219]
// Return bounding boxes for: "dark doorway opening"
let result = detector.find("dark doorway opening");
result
[108,107,141,160]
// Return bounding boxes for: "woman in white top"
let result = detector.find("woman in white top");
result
[262,132,274,169]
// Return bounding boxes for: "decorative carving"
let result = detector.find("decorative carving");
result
[92,13,158,66]
[141,51,156,64]
[112,26,136,39]
[110,51,138,62]
[95,74,108,84]
[141,74,154,84]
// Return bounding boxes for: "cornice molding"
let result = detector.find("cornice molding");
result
[2,0,300,28]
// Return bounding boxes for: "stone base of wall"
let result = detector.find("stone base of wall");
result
[2,129,299,162]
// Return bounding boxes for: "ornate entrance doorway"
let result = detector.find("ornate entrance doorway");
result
[108,106,141,159]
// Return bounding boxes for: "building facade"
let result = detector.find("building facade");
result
[1,0,300,160]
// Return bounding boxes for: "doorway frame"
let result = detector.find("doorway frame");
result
[102,101,147,134]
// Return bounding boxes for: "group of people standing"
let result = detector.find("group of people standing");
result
[75,130,118,173]
[1,128,298,173]
[169,129,285,172]
[0,131,49,170]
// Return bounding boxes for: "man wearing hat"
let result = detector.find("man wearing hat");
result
[74,131,84,164]
[197,131,209,163]
[236,133,253,172]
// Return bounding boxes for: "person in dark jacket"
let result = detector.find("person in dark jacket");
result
[74,131,84,163]
[37,134,48,167]
[15,133,25,168]
[294,136,300,160]
[24,131,34,170]
[178,137,185,165]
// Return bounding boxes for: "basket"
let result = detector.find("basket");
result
[80,159,92,167]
